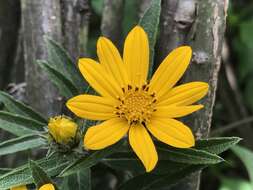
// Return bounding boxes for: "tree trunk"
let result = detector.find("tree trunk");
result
[61,0,90,60]
[21,0,63,117]
[0,0,20,89]
[21,0,90,118]
[156,0,228,189]
[101,0,125,47]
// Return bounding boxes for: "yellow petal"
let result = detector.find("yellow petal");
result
[147,118,195,148]
[78,58,123,99]
[97,37,129,87]
[11,185,28,190]
[149,46,192,98]
[39,183,55,190]
[123,26,149,87]
[84,118,129,150]
[66,95,116,120]
[158,82,209,106]
[153,105,203,118]
[129,124,158,172]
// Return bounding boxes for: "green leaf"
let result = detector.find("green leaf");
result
[29,160,52,188]
[45,37,85,93]
[0,153,75,189]
[219,178,252,190]
[103,157,143,175]
[0,111,45,136]
[196,137,242,154]
[60,141,123,177]
[37,60,79,99]
[139,0,161,78]
[106,137,239,175]
[61,169,91,190]
[0,168,12,175]
[0,135,46,156]
[119,164,205,190]
[156,142,224,165]
[232,145,253,188]
[117,137,240,190]
[104,148,222,177]
[104,156,187,176]
[0,91,46,123]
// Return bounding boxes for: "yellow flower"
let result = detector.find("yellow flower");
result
[10,185,27,190]
[48,115,78,144]
[38,183,55,190]
[66,26,209,172]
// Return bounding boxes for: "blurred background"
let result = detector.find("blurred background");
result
[1,0,253,190]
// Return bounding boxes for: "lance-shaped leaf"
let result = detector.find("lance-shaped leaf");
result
[0,153,75,189]
[114,137,241,189]
[61,169,91,190]
[0,135,46,156]
[60,141,123,177]
[37,60,79,99]
[196,137,242,154]
[0,91,47,123]
[139,0,161,77]
[157,145,224,165]
[105,137,240,173]
[45,37,85,93]
[119,164,205,190]
[0,111,45,136]
[104,145,223,174]
[103,154,188,176]
[29,160,54,188]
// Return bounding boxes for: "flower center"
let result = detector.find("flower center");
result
[115,84,157,125]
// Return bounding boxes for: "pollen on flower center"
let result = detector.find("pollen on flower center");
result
[115,84,157,125]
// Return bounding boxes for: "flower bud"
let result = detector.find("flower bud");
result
[48,115,78,144]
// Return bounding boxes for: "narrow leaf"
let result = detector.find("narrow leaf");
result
[0,153,75,189]
[37,60,79,99]
[29,160,52,188]
[156,142,224,165]
[61,169,91,190]
[139,0,161,77]
[106,137,239,173]
[0,135,46,156]
[196,137,242,154]
[45,37,85,93]
[0,111,45,136]
[0,91,46,123]
[119,165,205,190]
[118,137,241,190]
[60,141,123,177]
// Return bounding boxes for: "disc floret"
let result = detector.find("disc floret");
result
[115,84,157,125]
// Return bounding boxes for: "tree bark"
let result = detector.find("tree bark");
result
[101,0,125,47]
[61,0,90,60]
[0,0,20,89]
[156,0,228,189]
[21,0,63,117]
[21,0,90,118]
